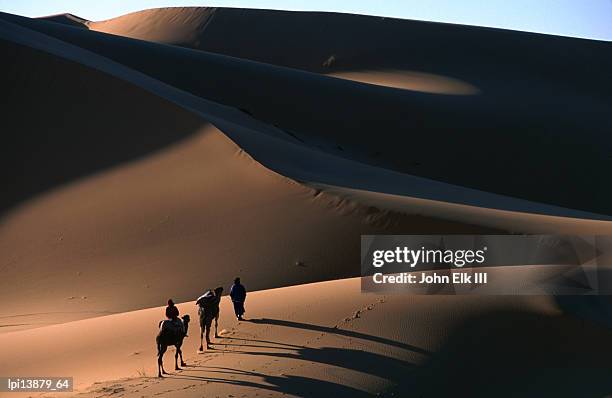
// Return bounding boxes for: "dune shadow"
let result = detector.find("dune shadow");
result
[6,12,612,216]
[553,268,612,329]
[0,37,206,216]
[556,295,612,329]
[394,309,612,398]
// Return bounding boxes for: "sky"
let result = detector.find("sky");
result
[0,0,610,41]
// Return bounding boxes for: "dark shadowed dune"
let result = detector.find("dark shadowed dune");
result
[85,7,611,86]
[0,37,204,215]
[404,309,612,397]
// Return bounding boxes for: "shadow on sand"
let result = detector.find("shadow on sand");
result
[393,309,612,398]
[167,368,372,398]
[169,308,612,397]
[166,317,425,397]
[248,317,431,355]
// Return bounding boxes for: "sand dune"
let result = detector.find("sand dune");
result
[12,10,612,214]
[2,4,612,328]
[82,7,611,81]
[1,6,612,397]
[0,17,511,333]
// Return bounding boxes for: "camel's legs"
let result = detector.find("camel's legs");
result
[205,321,212,349]
[157,354,162,377]
[174,347,181,370]
[214,314,219,338]
[158,345,168,377]
[178,347,186,366]
[199,327,204,351]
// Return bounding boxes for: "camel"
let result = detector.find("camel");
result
[213,286,223,338]
[156,314,190,377]
[198,287,223,351]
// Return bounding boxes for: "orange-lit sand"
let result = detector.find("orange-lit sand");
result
[329,70,480,95]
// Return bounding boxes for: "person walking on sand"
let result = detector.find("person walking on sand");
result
[230,277,247,320]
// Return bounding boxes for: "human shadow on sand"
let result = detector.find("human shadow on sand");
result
[169,317,426,397]
[166,368,372,398]
[226,344,415,382]
[248,317,431,355]
[170,309,612,397]
[223,310,612,397]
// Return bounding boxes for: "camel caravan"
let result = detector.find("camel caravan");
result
[156,278,247,377]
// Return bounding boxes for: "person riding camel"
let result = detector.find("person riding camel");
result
[161,299,185,335]
[166,299,179,320]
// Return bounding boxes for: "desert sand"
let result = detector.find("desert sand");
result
[3,277,612,397]
[1,6,611,397]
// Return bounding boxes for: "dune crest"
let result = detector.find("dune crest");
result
[87,7,215,45]
[38,13,88,28]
